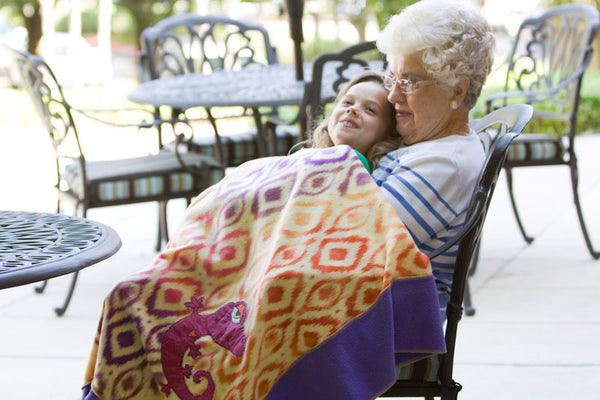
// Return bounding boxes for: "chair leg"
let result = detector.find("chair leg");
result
[36,195,62,295]
[468,240,481,277]
[34,200,67,300]
[569,161,600,259]
[156,203,162,252]
[156,201,169,252]
[34,280,48,294]
[206,109,227,166]
[51,206,87,316]
[441,392,458,400]
[441,381,462,400]
[54,270,79,317]
[463,280,475,316]
[505,168,534,244]
[461,241,480,317]
[154,108,165,150]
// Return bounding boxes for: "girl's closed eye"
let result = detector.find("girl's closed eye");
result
[362,101,381,115]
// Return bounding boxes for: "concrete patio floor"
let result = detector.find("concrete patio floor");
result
[1,121,599,399]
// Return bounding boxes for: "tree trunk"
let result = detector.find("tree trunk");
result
[24,3,42,53]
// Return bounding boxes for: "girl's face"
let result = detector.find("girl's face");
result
[387,51,458,146]
[327,81,393,155]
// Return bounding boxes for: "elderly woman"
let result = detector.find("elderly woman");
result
[373,0,496,313]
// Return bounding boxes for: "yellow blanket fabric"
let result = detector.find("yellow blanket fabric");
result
[82,146,444,400]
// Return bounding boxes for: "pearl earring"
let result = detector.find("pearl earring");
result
[450,100,459,110]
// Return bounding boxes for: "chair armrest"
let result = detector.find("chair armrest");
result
[265,114,292,127]
[265,110,302,129]
[263,112,302,142]
[71,106,162,129]
[171,132,225,177]
[138,49,153,82]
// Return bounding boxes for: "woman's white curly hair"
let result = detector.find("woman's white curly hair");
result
[376,0,495,109]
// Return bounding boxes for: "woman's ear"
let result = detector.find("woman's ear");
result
[452,76,470,105]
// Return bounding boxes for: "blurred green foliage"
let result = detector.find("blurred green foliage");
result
[543,0,600,8]
[471,69,600,135]
[473,0,600,135]
[366,0,417,29]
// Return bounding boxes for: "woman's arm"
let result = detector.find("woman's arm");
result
[372,151,467,251]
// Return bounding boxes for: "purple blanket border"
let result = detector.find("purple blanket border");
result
[81,271,444,400]
[265,274,445,400]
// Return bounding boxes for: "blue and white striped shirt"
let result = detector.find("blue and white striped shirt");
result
[372,131,485,315]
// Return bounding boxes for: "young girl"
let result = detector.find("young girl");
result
[311,70,402,172]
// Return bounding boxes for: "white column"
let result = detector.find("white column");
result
[98,0,113,82]
[69,0,82,37]
[39,0,56,72]
[195,0,210,14]
[40,0,55,37]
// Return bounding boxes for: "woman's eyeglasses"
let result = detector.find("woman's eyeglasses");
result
[383,75,439,94]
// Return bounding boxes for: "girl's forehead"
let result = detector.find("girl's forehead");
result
[345,81,392,115]
[347,81,385,96]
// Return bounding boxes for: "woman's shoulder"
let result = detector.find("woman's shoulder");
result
[383,133,481,161]
[375,132,484,177]
[430,131,484,150]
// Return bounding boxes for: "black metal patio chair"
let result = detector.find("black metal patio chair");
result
[485,3,600,259]
[8,46,224,316]
[139,13,297,167]
[379,104,533,400]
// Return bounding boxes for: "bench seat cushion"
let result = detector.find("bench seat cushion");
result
[506,133,566,165]
[63,152,224,204]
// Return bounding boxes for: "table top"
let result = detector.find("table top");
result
[0,211,122,289]
[128,62,384,110]
[128,63,308,110]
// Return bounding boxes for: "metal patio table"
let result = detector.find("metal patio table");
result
[128,63,311,111]
[0,210,121,291]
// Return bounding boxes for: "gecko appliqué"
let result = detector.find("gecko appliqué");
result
[160,296,247,400]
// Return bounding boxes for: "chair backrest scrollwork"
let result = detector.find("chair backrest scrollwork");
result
[139,14,279,82]
[7,47,83,157]
[500,4,599,122]
[6,46,88,200]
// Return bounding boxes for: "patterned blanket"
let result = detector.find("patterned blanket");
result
[82,146,445,400]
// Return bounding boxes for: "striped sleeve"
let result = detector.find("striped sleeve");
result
[373,151,467,249]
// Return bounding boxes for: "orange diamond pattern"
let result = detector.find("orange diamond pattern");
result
[85,146,433,400]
